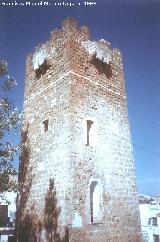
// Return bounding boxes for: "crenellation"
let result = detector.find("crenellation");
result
[62,16,78,31]
[24,17,126,101]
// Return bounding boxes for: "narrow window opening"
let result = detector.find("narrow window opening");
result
[43,119,49,133]
[90,181,97,223]
[86,120,94,146]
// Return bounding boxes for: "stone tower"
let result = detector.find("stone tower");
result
[19,17,141,242]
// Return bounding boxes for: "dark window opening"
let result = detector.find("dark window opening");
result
[35,60,50,79]
[8,236,15,242]
[90,54,112,78]
[0,205,8,227]
[43,119,49,133]
[152,217,158,226]
[90,181,98,223]
[86,120,94,146]
[153,235,159,242]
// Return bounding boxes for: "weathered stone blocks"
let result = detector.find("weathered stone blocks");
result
[19,17,142,242]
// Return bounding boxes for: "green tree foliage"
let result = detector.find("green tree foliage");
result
[0,60,21,202]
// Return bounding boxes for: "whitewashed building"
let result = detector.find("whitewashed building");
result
[0,192,16,242]
[139,195,160,242]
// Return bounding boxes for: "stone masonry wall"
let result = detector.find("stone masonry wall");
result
[19,17,142,242]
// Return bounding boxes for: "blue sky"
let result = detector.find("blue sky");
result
[0,0,160,195]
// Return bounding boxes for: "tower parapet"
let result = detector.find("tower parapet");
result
[25,17,124,101]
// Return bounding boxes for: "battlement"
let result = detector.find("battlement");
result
[29,17,90,70]
[27,17,121,70]
[25,17,124,100]
[62,16,78,31]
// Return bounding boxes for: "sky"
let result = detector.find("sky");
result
[0,0,160,195]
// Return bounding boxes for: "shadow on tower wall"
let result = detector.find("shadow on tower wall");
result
[15,125,69,241]
[16,177,69,242]
[14,123,36,241]
[43,178,69,242]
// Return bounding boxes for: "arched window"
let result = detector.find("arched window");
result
[90,181,102,223]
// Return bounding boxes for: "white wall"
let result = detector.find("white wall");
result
[0,192,17,222]
[139,202,160,242]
